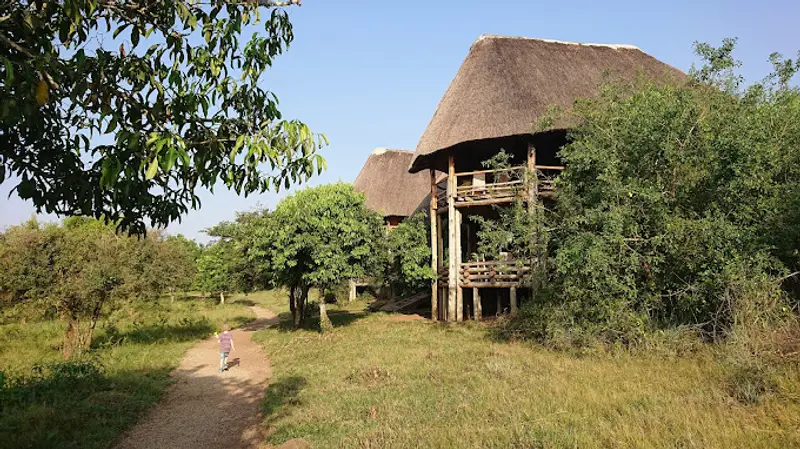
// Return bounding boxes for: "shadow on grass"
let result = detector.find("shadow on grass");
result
[262,375,307,426]
[92,319,215,348]
[270,308,369,333]
[0,361,174,449]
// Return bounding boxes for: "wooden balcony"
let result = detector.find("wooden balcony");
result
[436,165,564,209]
[460,260,530,288]
[438,261,530,288]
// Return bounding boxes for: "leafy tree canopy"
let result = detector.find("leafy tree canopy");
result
[249,183,384,328]
[0,0,326,233]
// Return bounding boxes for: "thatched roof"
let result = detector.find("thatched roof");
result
[409,35,686,173]
[354,148,432,218]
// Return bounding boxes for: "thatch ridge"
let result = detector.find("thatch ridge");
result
[409,35,686,173]
[354,148,432,218]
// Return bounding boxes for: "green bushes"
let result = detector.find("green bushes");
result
[505,40,800,347]
[385,212,436,297]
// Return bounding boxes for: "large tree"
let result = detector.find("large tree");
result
[250,183,384,330]
[0,217,129,357]
[0,0,326,233]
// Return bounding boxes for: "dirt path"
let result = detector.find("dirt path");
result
[115,306,279,449]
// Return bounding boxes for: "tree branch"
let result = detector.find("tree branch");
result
[258,0,302,6]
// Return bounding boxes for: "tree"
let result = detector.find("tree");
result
[0,0,327,234]
[205,209,271,294]
[159,234,200,302]
[525,40,800,345]
[385,212,435,297]
[195,242,236,304]
[249,183,384,330]
[0,217,130,357]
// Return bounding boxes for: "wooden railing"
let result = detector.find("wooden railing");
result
[436,165,564,209]
[459,260,529,288]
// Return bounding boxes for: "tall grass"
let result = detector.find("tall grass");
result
[254,303,800,448]
[0,296,254,449]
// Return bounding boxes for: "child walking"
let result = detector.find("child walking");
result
[216,324,235,372]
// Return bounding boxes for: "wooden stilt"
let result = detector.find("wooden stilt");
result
[429,169,438,321]
[348,280,357,302]
[496,294,502,316]
[527,142,540,296]
[473,288,482,320]
[510,287,518,314]
[455,208,463,322]
[447,155,458,322]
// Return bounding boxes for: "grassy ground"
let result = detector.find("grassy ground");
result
[254,300,800,449]
[0,295,255,449]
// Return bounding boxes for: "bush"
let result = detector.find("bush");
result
[506,40,800,347]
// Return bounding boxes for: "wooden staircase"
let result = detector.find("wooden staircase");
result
[378,291,430,312]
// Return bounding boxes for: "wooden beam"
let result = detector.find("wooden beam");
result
[454,197,518,208]
[464,282,527,288]
[455,208,463,322]
[429,168,438,321]
[510,287,518,314]
[447,154,457,323]
[473,288,482,320]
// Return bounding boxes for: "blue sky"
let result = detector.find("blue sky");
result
[1,0,797,241]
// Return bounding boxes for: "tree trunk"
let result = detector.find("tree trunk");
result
[319,287,332,333]
[219,291,225,305]
[170,287,176,303]
[63,316,78,359]
[289,286,299,328]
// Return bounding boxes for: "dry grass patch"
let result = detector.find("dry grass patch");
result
[254,306,800,448]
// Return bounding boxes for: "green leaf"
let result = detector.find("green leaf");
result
[145,158,159,179]
[105,116,118,134]
[4,59,13,84]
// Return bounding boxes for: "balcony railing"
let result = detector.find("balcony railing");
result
[436,165,564,209]
[460,260,530,288]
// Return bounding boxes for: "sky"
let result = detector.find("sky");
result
[1,0,798,242]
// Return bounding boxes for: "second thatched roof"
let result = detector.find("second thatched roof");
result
[354,148,432,218]
[409,35,685,173]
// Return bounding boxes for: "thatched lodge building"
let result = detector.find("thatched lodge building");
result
[353,148,433,229]
[412,35,684,322]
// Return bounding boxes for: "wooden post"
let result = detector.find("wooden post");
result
[429,169,438,321]
[447,154,458,322]
[473,288,482,320]
[436,212,445,320]
[348,280,357,302]
[455,209,463,322]
[496,294,502,315]
[527,141,539,296]
[510,287,518,314]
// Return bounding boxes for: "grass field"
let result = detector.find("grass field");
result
[3,290,799,449]
[254,300,800,449]
[0,295,255,449]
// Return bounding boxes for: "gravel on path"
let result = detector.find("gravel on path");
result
[115,306,278,449]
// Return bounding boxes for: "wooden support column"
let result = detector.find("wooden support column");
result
[437,207,444,320]
[473,288,482,320]
[496,295,502,315]
[429,169,438,321]
[447,155,458,322]
[510,287,518,314]
[527,141,540,296]
[348,280,356,302]
[455,208,463,322]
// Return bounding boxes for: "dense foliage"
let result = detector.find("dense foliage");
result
[508,41,800,346]
[248,183,385,329]
[0,218,197,356]
[0,0,326,233]
[385,212,435,297]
